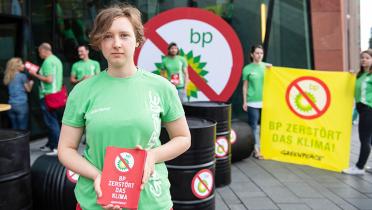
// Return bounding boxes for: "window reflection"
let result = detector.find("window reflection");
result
[0,0,24,16]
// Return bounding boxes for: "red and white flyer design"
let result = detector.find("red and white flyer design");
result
[24,61,40,74]
[97,147,147,209]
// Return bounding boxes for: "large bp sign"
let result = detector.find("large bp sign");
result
[134,8,243,101]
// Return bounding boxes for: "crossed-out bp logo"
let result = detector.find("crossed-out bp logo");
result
[215,136,229,157]
[286,76,331,119]
[115,152,135,173]
[135,7,243,102]
[191,169,213,199]
[230,129,237,144]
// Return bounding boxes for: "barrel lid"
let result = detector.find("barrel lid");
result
[0,129,29,142]
[183,101,231,108]
[186,117,216,129]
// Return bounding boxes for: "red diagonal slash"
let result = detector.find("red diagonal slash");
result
[216,139,227,155]
[293,83,321,114]
[118,154,131,170]
[143,30,221,101]
[134,7,244,102]
[196,175,211,193]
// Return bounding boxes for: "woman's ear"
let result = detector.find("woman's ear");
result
[135,42,139,48]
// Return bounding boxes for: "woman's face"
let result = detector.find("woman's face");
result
[251,48,264,62]
[169,45,179,56]
[100,17,138,68]
[17,61,24,72]
[360,53,372,69]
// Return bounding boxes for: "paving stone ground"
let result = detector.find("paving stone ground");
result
[30,125,372,210]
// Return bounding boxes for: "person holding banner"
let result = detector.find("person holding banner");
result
[343,49,372,175]
[242,44,271,159]
[161,42,189,102]
[3,57,34,130]
[57,4,191,210]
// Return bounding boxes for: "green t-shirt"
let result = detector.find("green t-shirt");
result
[71,59,101,81]
[161,55,187,89]
[242,62,266,106]
[62,70,184,210]
[39,54,63,99]
[355,72,372,108]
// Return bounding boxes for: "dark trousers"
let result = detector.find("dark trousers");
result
[356,103,372,169]
[40,99,61,150]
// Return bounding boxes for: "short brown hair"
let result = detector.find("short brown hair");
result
[39,42,52,51]
[89,4,145,50]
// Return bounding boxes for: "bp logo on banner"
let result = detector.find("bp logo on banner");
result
[261,67,355,172]
[135,7,243,102]
[286,77,331,119]
[115,152,135,173]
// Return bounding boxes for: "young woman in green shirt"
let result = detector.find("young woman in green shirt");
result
[57,4,191,210]
[343,49,372,175]
[242,45,271,159]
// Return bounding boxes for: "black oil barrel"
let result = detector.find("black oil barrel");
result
[31,155,77,210]
[183,102,232,187]
[214,133,231,188]
[0,129,32,210]
[160,117,216,210]
[230,119,254,162]
[183,102,231,134]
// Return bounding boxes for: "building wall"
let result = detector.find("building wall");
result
[310,0,360,71]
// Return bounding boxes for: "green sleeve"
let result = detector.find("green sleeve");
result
[182,57,188,69]
[94,61,101,75]
[70,63,77,76]
[62,84,87,127]
[161,82,185,122]
[242,65,250,81]
[42,60,56,76]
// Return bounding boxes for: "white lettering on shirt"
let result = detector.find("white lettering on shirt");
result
[90,107,111,115]
[147,91,161,149]
[146,91,163,197]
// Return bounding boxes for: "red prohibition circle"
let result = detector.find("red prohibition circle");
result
[134,7,243,102]
[285,76,331,119]
[230,129,237,144]
[215,136,228,157]
[191,169,214,199]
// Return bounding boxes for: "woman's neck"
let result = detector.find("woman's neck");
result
[107,63,137,78]
[253,60,262,64]
[363,66,371,72]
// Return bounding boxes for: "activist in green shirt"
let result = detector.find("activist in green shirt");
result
[35,52,63,99]
[161,42,189,102]
[343,49,372,175]
[58,5,191,210]
[70,45,101,84]
[29,43,63,155]
[241,45,271,160]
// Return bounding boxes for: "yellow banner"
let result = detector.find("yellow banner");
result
[261,67,355,172]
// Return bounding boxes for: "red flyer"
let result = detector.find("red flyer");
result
[24,61,40,74]
[170,73,180,85]
[97,147,147,209]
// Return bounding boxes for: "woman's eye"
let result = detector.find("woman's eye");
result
[103,34,113,39]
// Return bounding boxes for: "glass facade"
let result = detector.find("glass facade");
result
[0,0,313,136]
